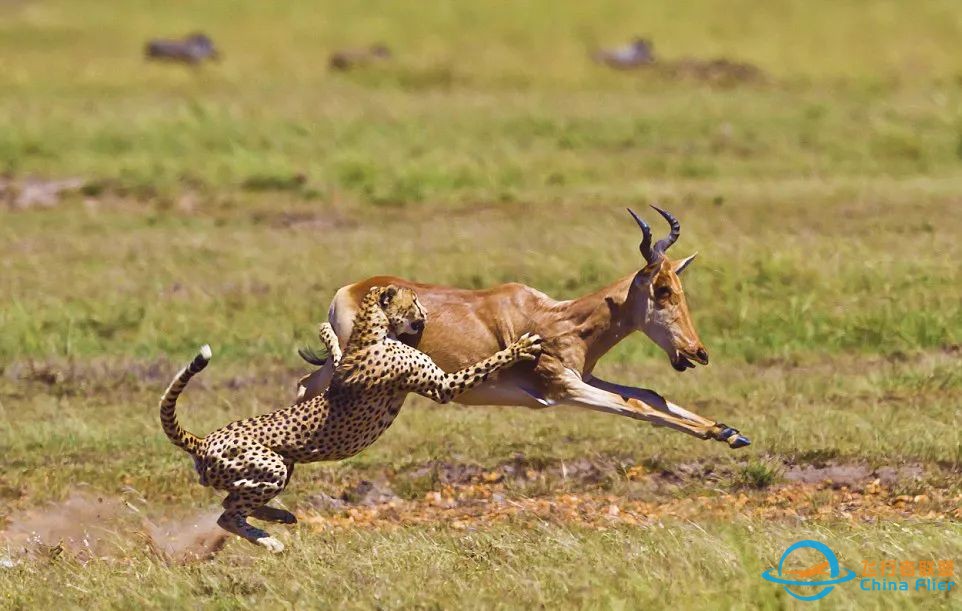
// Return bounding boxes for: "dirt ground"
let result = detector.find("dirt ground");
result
[3,458,956,566]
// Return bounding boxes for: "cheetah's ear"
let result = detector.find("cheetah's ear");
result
[379,285,399,308]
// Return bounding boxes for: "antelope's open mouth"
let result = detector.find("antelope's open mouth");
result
[672,350,708,371]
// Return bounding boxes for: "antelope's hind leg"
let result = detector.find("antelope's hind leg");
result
[216,447,291,552]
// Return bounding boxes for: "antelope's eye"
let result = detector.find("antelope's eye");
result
[655,286,672,300]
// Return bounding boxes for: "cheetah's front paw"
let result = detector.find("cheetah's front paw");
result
[511,333,543,361]
[256,536,285,554]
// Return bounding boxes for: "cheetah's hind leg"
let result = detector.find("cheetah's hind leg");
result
[216,451,291,552]
[250,461,297,523]
[251,505,297,524]
[219,492,287,553]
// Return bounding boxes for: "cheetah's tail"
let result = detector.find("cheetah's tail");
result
[159,344,210,455]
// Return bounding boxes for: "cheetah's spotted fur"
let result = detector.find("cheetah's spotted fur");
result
[160,285,542,552]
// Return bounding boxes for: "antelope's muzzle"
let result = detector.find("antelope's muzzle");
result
[672,347,709,371]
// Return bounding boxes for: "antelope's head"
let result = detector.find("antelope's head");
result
[627,206,708,372]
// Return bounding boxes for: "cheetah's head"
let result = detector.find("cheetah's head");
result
[377,285,426,337]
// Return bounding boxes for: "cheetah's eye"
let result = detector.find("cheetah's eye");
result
[379,286,398,308]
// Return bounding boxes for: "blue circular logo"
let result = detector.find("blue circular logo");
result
[761,540,857,601]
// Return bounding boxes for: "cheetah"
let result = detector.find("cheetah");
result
[160,285,542,552]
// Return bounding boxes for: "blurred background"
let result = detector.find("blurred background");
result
[4,1,962,196]
[1,1,961,608]
[3,0,960,360]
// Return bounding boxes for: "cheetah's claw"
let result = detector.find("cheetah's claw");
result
[513,333,543,361]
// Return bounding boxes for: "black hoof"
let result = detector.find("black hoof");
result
[717,426,737,440]
[728,434,751,449]
[714,425,751,449]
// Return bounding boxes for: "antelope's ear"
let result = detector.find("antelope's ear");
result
[673,253,698,275]
[379,285,399,307]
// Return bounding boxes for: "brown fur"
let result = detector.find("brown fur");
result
[297,211,749,449]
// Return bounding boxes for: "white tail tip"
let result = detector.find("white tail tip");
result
[199,344,212,360]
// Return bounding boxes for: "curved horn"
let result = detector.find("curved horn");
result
[650,205,680,259]
[626,208,654,263]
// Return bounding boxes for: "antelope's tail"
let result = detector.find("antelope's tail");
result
[159,345,210,454]
[297,345,329,366]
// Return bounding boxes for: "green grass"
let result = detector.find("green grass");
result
[2,1,962,609]
[3,522,961,610]
[735,460,782,490]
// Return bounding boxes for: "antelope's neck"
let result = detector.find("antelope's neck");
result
[562,273,639,373]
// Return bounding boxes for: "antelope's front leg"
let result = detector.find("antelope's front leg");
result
[585,375,749,447]
[554,369,749,448]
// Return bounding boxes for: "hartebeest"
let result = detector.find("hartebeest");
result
[297,207,749,448]
[145,33,220,65]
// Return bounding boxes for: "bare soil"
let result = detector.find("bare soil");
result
[2,459,955,563]
[1,491,225,565]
